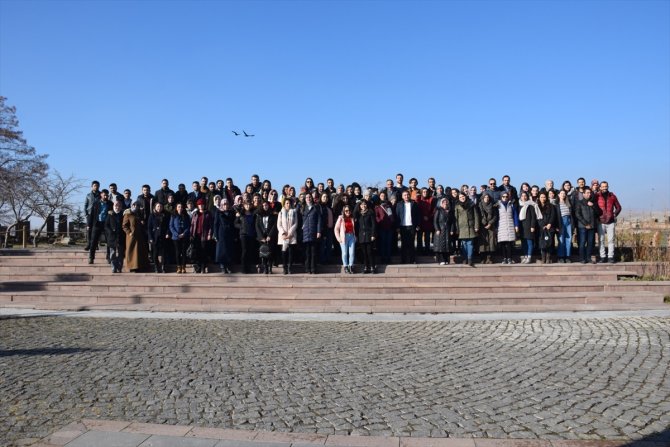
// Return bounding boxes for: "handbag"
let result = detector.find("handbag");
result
[186,240,197,263]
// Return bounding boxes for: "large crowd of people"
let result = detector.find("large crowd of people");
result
[83,173,622,274]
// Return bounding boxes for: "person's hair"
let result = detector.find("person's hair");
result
[109,183,117,188]
[502,175,510,181]
[192,181,199,186]
[162,178,168,183]
[562,180,572,189]
[577,177,586,183]
[226,177,233,183]
[91,180,100,186]
[208,182,215,187]
[178,183,185,188]
[251,174,259,180]
[123,189,131,194]
[396,173,403,178]
[600,180,608,186]
[409,177,418,184]
[100,189,109,195]
[142,184,150,190]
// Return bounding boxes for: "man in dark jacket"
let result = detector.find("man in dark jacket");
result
[104,200,126,273]
[88,188,110,264]
[84,180,100,251]
[154,179,174,205]
[497,175,518,206]
[395,190,420,263]
[595,181,622,263]
[575,188,601,264]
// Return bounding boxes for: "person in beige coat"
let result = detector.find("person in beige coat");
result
[122,202,149,272]
[277,199,298,274]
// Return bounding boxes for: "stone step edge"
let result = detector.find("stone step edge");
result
[26,418,670,447]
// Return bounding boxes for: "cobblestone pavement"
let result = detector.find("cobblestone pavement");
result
[1,316,669,446]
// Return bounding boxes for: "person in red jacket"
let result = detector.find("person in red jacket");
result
[595,181,622,263]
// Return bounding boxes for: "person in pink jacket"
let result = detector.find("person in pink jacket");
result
[334,205,356,274]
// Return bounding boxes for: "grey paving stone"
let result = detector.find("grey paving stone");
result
[65,430,150,447]
[139,435,219,446]
[1,316,669,446]
[215,441,291,447]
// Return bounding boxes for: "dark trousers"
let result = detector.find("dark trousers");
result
[377,229,392,264]
[281,245,294,273]
[416,229,431,253]
[579,227,595,262]
[499,241,513,260]
[89,222,105,261]
[173,239,188,266]
[359,242,375,270]
[240,236,257,273]
[399,226,416,263]
[303,240,318,273]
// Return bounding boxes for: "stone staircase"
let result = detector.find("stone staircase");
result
[1,249,668,313]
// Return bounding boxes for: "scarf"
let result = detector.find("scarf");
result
[519,199,542,221]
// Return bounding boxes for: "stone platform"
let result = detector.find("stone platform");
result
[0,249,668,313]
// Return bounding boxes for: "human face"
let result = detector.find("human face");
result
[428,178,435,188]
[501,194,509,202]
[321,193,329,204]
[558,190,567,202]
[176,203,184,214]
[583,189,592,200]
[154,203,163,213]
[386,180,393,189]
[192,182,199,191]
[208,183,215,191]
[200,178,207,188]
[396,175,403,185]
[600,182,609,193]
[142,186,150,196]
[252,195,261,206]
[109,184,116,193]
[489,180,496,189]
[402,191,410,202]
[410,179,417,188]
[502,176,510,186]
[483,194,490,203]
[469,186,476,195]
[441,199,448,209]
[217,180,224,190]
[162,180,168,189]
[113,201,122,213]
[91,183,99,192]
[100,191,108,201]
[305,194,313,204]
[539,194,547,205]
[545,180,554,190]
[421,189,428,198]
[251,176,260,185]
[458,194,466,203]
[520,192,529,201]
[284,200,292,210]
[343,206,352,216]
[360,202,368,211]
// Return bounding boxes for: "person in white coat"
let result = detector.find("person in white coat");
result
[277,199,299,274]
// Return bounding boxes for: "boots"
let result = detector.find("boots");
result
[282,251,289,275]
[485,255,492,264]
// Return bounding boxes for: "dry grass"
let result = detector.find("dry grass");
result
[617,227,670,280]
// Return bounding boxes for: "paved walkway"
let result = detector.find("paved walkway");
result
[30,419,670,446]
[2,311,669,446]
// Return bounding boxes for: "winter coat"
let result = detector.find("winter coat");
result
[416,196,435,232]
[478,200,498,251]
[497,201,518,243]
[104,210,125,251]
[189,210,213,242]
[433,207,456,253]
[575,197,602,229]
[334,215,356,244]
[375,203,394,231]
[122,210,149,271]
[301,204,322,243]
[537,202,558,249]
[356,210,377,244]
[213,210,236,264]
[147,211,169,244]
[595,191,622,224]
[277,208,299,245]
[455,200,480,240]
[518,202,538,240]
[235,213,257,238]
[255,212,278,243]
[169,213,191,240]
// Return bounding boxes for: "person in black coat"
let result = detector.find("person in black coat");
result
[433,197,456,265]
[235,201,258,274]
[255,201,278,274]
[518,192,539,264]
[395,190,420,264]
[147,202,170,272]
[104,201,126,273]
[356,200,377,273]
[537,192,558,264]
[213,200,236,273]
[575,188,602,264]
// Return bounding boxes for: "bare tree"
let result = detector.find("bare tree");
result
[0,96,49,247]
[30,171,83,246]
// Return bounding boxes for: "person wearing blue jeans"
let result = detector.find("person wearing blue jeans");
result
[575,188,600,264]
[334,205,357,274]
[557,190,573,263]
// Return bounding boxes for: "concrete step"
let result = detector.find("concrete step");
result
[0,269,636,284]
[1,291,664,313]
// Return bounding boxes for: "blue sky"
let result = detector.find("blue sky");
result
[1,0,668,213]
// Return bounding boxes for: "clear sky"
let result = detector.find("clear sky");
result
[1,0,669,214]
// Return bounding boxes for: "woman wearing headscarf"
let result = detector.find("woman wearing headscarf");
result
[122,201,150,273]
[478,193,498,264]
[255,201,278,274]
[496,192,519,264]
[213,199,236,273]
[518,191,540,264]
[433,197,456,265]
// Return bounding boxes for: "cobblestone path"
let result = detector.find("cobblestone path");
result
[1,316,669,445]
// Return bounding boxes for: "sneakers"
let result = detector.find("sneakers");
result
[439,262,446,266]
[608,258,616,264]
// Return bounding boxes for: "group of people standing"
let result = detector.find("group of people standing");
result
[83,173,622,274]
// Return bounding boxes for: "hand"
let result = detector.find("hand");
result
[531,228,535,233]
[316,232,321,239]
[435,230,441,235]
[371,237,376,241]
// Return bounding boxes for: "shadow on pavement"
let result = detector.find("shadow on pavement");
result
[0,347,105,357]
